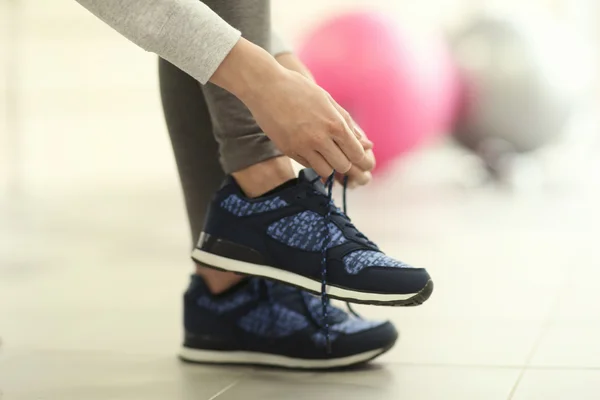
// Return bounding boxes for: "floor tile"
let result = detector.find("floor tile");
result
[512,369,600,400]
[347,181,587,325]
[528,254,600,368]
[380,320,542,366]
[0,349,249,400]
[2,306,182,356]
[216,365,520,400]
[552,272,600,324]
[530,324,600,368]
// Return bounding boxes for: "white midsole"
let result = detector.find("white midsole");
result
[192,249,417,303]
[179,347,386,369]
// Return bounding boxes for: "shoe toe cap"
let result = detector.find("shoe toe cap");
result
[359,266,432,294]
[332,320,399,357]
[330,260,432,296]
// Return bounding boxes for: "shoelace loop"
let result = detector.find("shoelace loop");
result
[309,176,374,247]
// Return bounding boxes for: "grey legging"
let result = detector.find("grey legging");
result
[159,0,281,245]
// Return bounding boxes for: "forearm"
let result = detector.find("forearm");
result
[74,0,240,84]
[210,37,286,102]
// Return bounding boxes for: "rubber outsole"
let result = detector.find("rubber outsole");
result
[192,249,433,307]
[179,345,394,371]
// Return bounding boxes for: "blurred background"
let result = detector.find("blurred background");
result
[1,0,600,399]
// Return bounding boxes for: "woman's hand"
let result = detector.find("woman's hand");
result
[211,38,370,179]
[339,148,375,188]
[276,53,376,187]
[244,67,367,178]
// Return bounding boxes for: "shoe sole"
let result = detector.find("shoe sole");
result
[179,346,391,370]
[192,249,433,306]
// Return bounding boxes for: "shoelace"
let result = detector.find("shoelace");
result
[315,173,363,353]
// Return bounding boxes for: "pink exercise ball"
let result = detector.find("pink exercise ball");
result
[299,12,459,173]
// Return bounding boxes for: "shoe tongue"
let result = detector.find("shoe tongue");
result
[298,168,327,195]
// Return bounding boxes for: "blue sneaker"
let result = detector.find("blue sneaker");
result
[192,168,433,306]
[179,275,398,369]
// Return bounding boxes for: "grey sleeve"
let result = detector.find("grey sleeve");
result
[74,0,241,84]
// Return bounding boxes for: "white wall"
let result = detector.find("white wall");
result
[4,0,173,195]
[0,0,9,194]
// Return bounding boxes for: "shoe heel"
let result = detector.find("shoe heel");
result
[195,233,266,265]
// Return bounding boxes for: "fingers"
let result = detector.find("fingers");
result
[336,167,373,188]
[350,120,374,150]
[305,151,334,178]
[360,136,374,150]
[335,149,376,188]
[353,121,368,143]
[330,122,366,166]
[302,102,375,178]
[328,97,373,151]
[291,153,310,169]
[347,166,372,186]
[356,127,374,150]
[327,100,366,165]
[296,98,375,179]
[319,139,352,174]
[329,96,363,141]
[354,148,376,172]
[328,95,373,151]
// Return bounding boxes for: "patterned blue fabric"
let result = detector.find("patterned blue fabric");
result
[301,291,385,347]
[264,279,300,299]
[311,316,385,347]
[196,280,259,314]
[221,194,288,217]
[344,250,408,275]
[238,303,309,338]
[267,211,347,251]
[194,276,385,347]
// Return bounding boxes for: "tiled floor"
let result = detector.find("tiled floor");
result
[2,1,600,399]
[2,164,600,399]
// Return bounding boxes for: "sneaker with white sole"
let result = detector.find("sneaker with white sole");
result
[192,168,433,306]
[180,275,398,369]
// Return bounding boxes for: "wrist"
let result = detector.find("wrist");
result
[275,53,315,82]
[210,38,285,101]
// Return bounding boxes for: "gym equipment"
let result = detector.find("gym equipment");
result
[299,11,459,173]
[451,16,592,177]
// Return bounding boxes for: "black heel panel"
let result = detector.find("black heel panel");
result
[183,331,239,351]
[197,233,266,265]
